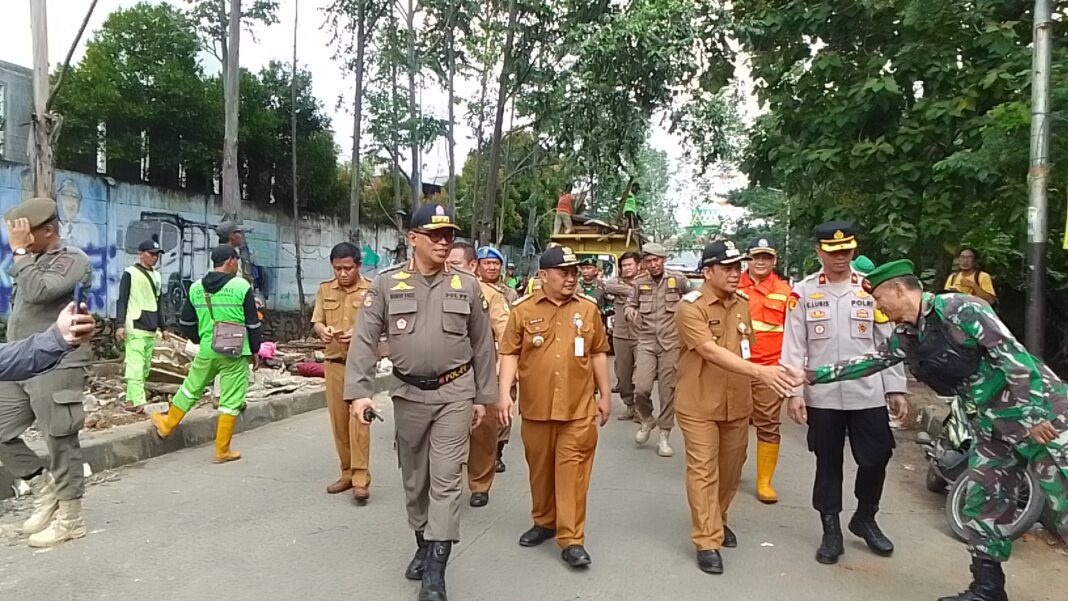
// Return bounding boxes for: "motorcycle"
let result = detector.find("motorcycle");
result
[916,396,1045,542]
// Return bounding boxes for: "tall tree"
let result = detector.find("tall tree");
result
[478,0,520,245]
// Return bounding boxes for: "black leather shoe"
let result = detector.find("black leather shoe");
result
[816,513,845,565]
[848,504,894,556]
[722,525,737,548]
[418,541,451,601]
[495,443,506,473]
[696,550,723,574]
[518,525,556,547]
[469,492,489,507]
[561,545,592,568]
[937,557,1008,601]
[405,531,429,580]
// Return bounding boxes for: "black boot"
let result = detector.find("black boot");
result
[848,503,894,556]
[816,513,844,564]
[404,531,429,581]
[495,442,506,473]
[419,541,451,601]
[936,557,1008,601]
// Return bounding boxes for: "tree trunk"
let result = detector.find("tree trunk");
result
[348,3,368,243]
[291,0,306,316]
[29,0,54,199]
[406,0,421,215]
[468,54,492,240]
[479,0,519,245]
[446,13,457,209]
[221,0,242,219]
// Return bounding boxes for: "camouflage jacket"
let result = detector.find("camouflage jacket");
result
[809,292,1068,445]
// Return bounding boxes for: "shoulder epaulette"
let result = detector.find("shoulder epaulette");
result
[683,290,703,303]
[513,294,532,305]
[736,290,749,300]
[576,293,597,304]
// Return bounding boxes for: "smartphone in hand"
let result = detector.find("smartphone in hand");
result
[73,283,90,314]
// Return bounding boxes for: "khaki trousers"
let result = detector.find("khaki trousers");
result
[395,397,472,542]
[468,408,501,493]
[633,345,678,430]
[522,414,599,547]
[325,362,371,487]
[613,336,637,408]
[750,380,784,444]
[677,412,749,550]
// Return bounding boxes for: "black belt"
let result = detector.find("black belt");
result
[393,363,472,391]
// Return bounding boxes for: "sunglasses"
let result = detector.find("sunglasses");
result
[414,229,457,243]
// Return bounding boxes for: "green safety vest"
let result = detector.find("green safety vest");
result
[124,265,161,333]
[188,277,252,358]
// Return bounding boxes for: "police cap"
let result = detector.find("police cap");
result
[411,203,460,231]
[4,197,58,228]
[539,246,581,269]
[815,220,858,252]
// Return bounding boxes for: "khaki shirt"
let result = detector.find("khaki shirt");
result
[344,260,498,405]
[780,270,908,410]
[8,242,92,367]
[479,280,510,342]
[675,285,755,421]
[626,270,693,351]
[311,276,372,360]
[604,278,637,339]
[499,290,611,421]
[500,283,519,305]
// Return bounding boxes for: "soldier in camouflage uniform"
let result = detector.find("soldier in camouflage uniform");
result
[807,259,1067,601]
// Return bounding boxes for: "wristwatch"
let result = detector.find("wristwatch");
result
[13,248,27,256]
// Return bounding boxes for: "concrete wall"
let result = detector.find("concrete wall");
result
[0,61,33,164]
[0,160,402,315]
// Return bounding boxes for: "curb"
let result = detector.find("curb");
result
[1,388,326,500]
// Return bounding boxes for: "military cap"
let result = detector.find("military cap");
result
[815,220,858,252]
[4,197,58,228]
[539,245,581,269]
[477,246,505,263]
[211,245,239,266]
[701,240,746,266]
[138,239,163,254]
[507,262,516,268]
[747,237,777,256]
[411,203,460,231]
[641,242,668,258]
[851,255,876,275]
[579,256,599,266]
[864,259,914,291]
[216,222,246,239]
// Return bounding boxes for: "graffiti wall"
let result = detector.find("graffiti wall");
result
[0,160,401,316]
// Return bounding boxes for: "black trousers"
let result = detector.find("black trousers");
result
[807,406,896,515]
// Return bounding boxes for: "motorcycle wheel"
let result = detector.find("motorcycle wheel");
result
[926,464,949,493]
[945,467,1045,543]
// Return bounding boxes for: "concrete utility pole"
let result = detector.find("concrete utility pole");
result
[291,0,306,316]
[29,0,54,199]
[221,0,243,219]
[1025,0,1052,355]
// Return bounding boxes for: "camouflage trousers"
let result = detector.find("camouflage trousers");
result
[962,431,1068,561]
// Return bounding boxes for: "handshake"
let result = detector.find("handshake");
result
[755,363,808,399]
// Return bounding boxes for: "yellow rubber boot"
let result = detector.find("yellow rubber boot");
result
[214,414,242,464]
[756,441,780,504]
[150,405,187,438]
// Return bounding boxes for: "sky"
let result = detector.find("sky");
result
[0,0,751,227]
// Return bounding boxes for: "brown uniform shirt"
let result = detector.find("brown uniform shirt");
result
[499,291,610,422]
[311,276,372,360]
[8,242,92,367]
[345,260,498,405]
[627,270,693,351]
[604,278,636,339]
[479,280,510,342]
[675,285,755,422]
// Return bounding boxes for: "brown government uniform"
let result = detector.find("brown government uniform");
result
[605,276,638,409]
[499,290,610,548]
[467,279,510,495]
[627,270,693,430]
[345,259,497,542]
[675,285,755,551]
[311,275,372,489]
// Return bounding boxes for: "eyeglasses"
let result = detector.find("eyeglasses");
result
[414,229,457,243]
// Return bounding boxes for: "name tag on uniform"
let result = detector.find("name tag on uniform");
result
[740,338,752,360]
[574,336,585,357]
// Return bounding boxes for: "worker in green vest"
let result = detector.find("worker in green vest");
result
[116,240,163,411]
[151,245,262,463]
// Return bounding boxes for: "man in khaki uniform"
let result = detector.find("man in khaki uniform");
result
[604,251,642,422]
[625,242,692,457]
[312,242,373,502]
[675,241,801,575]
[347,204,497,601]
[497,245,612,569]
[0,198,93,548]
[474,245,515,477]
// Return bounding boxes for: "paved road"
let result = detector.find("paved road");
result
[1,394,1063,601]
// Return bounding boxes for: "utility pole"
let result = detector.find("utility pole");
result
[291,0,306,316]
[1025,0,1052,355]
[221,0,242,220]
[29,0,54,199]
[348,0,368,244]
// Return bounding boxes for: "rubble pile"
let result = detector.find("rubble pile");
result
[82,333,327,432]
